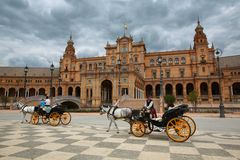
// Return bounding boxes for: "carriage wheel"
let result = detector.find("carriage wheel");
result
[166,118,191,142]
[144,121,154,134]
[182,116,196,136]
[61,112,71,125]
[31,112,39,125]
[49,112,60,126]
[131,121,146,137]
[42,115,48,124]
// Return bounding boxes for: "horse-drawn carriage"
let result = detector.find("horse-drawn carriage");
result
[15,101,71,126]
[131,104,196,142]
[31,104,71,126]
[100,104,196,142]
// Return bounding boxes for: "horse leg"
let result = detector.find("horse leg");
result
[128,120,133,134]
[21,112,26,123]
[107,119,112,132]
[112,118,119,134]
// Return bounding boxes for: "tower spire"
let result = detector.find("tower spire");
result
[123,23,128,36]
[70,32,72,40]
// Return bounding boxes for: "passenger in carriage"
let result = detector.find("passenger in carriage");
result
[40,98,45,108]
[43,96,51,113]
[45,96,51,106]
[144,96,157,118]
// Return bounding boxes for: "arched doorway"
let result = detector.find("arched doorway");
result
[155,84,160,98]
[52,87,56,97]
[0,88,5,96]
[39,88,45,96]
[212,82,220,100]
[68,87,73,96]
[165,84,173,95]
[29,88,36,97]
[176,83,183,96]
[58,87,62,96]
[186,83,194,95]
[61,101,79,110]
[233,82,240,95]
[211,82,219,95]
[200,82,208,95]
[75,87,81,97]
[101,80,112,104]
[19,88,25,97]
[8,88,16,97]
[145,84,153,97]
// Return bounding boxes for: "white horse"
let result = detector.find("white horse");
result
[14,102,36,123]
[100,104,132,133]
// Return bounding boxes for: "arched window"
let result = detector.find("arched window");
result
[175,58,179,64]
[150,59,154,66]
[89,64,92,70]
[168,58,173,65]
[181,57,186,64]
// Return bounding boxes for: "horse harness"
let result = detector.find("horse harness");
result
[107,105,118,120]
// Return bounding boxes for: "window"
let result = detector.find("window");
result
[152,70,157,79]
[134,56,138,63]
[180,68,185,77]
[111,57,114,65]
[150,59,154,66]
[168,58,173,65]
[120,47,128,52]
[89,64,92,70]
[175,58,179,64]
[122,88,128,95]
[202,67,205,72]
[123,57,126,64]
[80,64,82,70]
[162,58,167,64]
[181,57,186,64]
[166,70,170,78]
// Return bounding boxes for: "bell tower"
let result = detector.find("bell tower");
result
[63,34,76,59]
[60,34,77,83]
[193,19,208,49]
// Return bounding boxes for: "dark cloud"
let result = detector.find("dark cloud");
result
[0,0,239,67]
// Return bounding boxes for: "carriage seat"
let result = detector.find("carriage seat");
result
[43,105,52,113]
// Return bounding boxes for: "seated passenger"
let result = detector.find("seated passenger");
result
[43,96,51,113]
[40,98,45,108]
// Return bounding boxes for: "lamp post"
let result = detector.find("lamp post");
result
[50,63,54,98]
[117,58,121,98]
[24,65,29,98]
[157,56,164,112]
[58,75,61,96]
[215,48,225,118]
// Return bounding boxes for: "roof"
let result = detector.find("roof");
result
[0,67,59,77]
[220,55,240,68]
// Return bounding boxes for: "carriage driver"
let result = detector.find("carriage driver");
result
[144,96,157,118]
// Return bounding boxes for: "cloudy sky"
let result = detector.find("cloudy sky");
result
[0,0,239,67]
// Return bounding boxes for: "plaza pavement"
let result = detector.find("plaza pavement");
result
[0,111,240,160]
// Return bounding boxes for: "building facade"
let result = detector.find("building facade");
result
[0,20,240,108]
